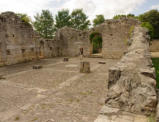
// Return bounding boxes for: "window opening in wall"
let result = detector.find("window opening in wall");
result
[31,48,34,52]
[50,47,52,50]
[21,49,25,53]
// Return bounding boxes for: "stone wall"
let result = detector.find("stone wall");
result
[0,12,57,66]
[150,40,159,52]
[105,26,157,116]
[90,18,140,59]
[0,12,142,66]
[54,19,140,59]
[55,27,90,57]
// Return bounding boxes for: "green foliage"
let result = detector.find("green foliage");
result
[93,15,105,27]
[55,9,71,29]
[129,25,135,37]
[113,14,126,19]
[113,14,136,19]
[33,10,55,39]
[148,114,155,122]
[139,9,159,39]
[141,22,154,39]
[17,13,31,24]
[89,32,102,53]
[70,9,90,30]
[152,58,159,88]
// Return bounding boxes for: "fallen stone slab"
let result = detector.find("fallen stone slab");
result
[98,61,106,64]
[0,75,6,80]
[32,65,43,69]
[95,105,150,122]
[63,57,69,62]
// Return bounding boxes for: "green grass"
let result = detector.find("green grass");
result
[152,58,159,88]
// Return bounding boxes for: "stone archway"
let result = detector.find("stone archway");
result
[89,32,103,54]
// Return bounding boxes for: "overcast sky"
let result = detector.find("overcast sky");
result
[0,0,158,20]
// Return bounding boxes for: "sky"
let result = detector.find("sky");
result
[0,0,159,20]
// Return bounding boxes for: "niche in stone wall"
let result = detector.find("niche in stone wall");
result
[21,49,25,54]
[31,48,34,52]
[50,47,52,50]
[6,49,11,55]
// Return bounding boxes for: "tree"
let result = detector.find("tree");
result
[55,9,71,29]
[17,13,31,24]
[139,9,159,39]
[113,14,135,19]
[93,15,105,27]
[141,22,154,39]
[113,14,126,19]
[70,9,90,30]
[33,10,55,39]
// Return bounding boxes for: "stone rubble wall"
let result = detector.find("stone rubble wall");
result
[105,26,157,116]
[54,19,140,58]
[0,12,58,66]
[54,27,90,57]
[90,18,140,59]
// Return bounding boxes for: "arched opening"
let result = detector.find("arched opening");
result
[89,32,103,54]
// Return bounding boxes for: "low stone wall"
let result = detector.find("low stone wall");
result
[105,26,157,116]
[150,40,159,52]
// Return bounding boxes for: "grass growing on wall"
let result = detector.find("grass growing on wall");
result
[152,58,159,88]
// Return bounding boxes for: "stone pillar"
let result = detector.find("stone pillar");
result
[80,62,90,73]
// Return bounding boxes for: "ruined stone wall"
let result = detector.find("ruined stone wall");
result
[55,27,90,57]
[105,26,157,115]
[0,12,57,66]
[150,40,159,52]
[54,19,140,59]
[90,19,140,59]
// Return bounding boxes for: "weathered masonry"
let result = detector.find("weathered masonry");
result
[0,12,58,66]
[0,12,140,66]
[95,26,158,122]
[55,19,140,59]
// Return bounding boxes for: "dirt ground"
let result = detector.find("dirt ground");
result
[0,57,117,122]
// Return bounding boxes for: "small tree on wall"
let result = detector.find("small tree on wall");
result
[89,32,102,54]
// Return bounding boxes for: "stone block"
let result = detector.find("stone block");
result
[0,75,5,80]
[33,65,43,69]
[63,57,69,62]
[80,61,90,73]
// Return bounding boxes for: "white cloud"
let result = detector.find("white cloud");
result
[0,0,146,20]
[0,0,52,18]
[151,4,159,10]
[61,0,146,20]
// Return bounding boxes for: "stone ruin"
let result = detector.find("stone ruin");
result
[105,26,157,115]
[0,12,58,66]
[0,11,158,121]
[0,12,140,66]
[95,26,158,122]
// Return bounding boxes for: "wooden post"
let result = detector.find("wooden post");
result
[80,62,90,73]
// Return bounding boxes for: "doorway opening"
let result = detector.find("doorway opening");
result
[89,32,103,54]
